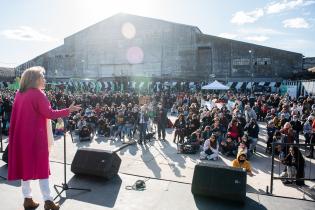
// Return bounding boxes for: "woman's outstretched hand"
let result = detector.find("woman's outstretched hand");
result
[69,101,81,113]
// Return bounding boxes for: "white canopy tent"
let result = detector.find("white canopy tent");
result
[201,80,229,90]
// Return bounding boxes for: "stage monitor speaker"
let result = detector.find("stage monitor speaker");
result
[191,162,247,203]
[71,148,121,179]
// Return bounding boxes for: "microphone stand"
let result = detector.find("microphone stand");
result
[53,128,91,200]
[0,118,7,180]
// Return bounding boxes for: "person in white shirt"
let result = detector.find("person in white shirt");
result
[200,134,219,160]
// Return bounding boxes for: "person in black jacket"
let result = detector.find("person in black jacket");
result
[290,115,303,144]
[244,118,259,154]
[173,114,186,143]
[156,103,168,140]
[281,146,305,186]
[266,120,276,154]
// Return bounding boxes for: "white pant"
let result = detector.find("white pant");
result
[21,178,53,201]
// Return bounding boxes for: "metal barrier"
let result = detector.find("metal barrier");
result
[269,142,315,199]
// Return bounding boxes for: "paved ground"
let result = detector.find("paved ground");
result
[0,116,315,209]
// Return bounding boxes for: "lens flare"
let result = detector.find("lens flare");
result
[126,46,144,64]
[121,22,136,39]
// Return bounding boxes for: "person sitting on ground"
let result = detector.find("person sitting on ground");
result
[201,126,212,143]
[232,151,254,176]
[227,118,243,142]
[187,129,202,146]
[97,116,110,137]
[211,118,223,145]
[238,135,250,157]
[54,117,64,136]
[200,134,219,160]
[281,146,305,186]
[178,129,201,154]
[220,134,237,156]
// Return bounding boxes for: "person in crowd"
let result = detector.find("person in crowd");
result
[279,113,288,128]
[290,115,303,144]
[188,129,202,145]
[266,120,277,154]
[307,116,315,158]
[171,104,178,116]
[238,135,250,158]
[221,135,237,156]
[280,122,295,158]
[273,131,283,156]
[155,103,168,140]
[281,146,305,186]
[265,108,276,122]
[244,118,259,154]
[273,116,282,130]
[201,125,211,143]
[260,104,269,122]
[211,118,223,145]
[115,108,125,140]
[253,102,262,121]
[244,105,257,123]
[187,113,200,137]
[227,118,243,142]
[8,67,81,209]
[138,105,149,144]
[124,108,135,139]
[303,116,313,150]
[232,151,254,176]
[200,134,219,160]
[54,118,64,136]
[173,114,186,143]
[97,115,110,137]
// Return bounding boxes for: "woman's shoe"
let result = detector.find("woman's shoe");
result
[23,198,39,209]
[44,200,60,210]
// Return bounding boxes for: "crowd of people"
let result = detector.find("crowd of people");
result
[1,86,314,184]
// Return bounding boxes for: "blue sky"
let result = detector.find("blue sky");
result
[0,0,315,68]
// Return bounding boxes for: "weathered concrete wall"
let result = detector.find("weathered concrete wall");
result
[303,57,315,70]
[16,13,303,82]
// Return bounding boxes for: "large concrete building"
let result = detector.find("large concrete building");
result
[16,13,304,82]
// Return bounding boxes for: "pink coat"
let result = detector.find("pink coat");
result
[8,88,70,181]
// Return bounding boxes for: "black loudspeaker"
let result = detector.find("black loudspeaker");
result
[191,162,247,203]
[71,148,121,179]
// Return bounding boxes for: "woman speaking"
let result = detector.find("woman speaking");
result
[8,67,81,210]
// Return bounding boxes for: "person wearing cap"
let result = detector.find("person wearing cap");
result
[232,151,254,176]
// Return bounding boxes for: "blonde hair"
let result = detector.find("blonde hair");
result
[19,66,45,92]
